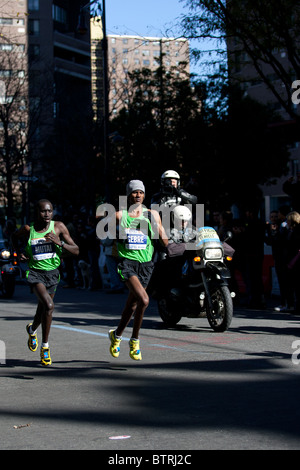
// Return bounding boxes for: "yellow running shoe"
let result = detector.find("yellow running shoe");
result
[26,323,38,352]
[129,338,142,361]
[108,329,122,358]
[40,347,52,366]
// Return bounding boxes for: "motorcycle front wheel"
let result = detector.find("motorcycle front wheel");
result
[157,298,182,327]
[206,285,233,332]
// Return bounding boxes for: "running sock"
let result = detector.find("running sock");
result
[42,342,49,348]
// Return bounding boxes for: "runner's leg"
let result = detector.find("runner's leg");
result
[32,283,55,344]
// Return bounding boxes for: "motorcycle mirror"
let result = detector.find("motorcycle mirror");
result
[224,231,233,241]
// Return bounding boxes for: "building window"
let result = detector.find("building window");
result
[0,70,12,77]
[0,95,12,105]
[53,102,58,118]
[52,5,67,24]
[16,44,25,53]
[29,44,40,59]
[0,17,25,26]
[0,44,13,51]
[28,19,39,35]
[0,18,13,25]
[28,0,39,11]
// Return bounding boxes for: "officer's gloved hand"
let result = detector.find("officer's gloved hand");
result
[176,188,198,205]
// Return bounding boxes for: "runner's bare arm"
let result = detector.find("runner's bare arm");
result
[46,221,79,256]
[149,209,169,247]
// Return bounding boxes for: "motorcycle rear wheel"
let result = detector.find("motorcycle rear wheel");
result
[157,298,182,327]
[206,285,233,332]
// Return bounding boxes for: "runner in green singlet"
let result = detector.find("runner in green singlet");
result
[108,180,168,361]
[11,199,79,366]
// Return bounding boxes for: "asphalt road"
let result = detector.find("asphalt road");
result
[1,280,300,453]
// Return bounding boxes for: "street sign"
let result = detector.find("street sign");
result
[18,175,39,183]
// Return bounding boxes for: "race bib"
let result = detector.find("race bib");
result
[124,229,147,250]
[31,237,57,260]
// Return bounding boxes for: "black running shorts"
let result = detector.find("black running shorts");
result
[117,259,154,288]
[26,268,60,294]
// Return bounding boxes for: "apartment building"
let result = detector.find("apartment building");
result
[0,0,92,216]
[1,0,92,134]
[90,20,190,119]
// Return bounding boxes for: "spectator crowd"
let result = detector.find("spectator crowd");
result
[212,203,300,313]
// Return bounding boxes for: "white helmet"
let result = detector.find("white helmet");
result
[172,205,192,223]
[161,170,180,188]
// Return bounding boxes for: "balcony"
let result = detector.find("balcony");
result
[53,31,91,81]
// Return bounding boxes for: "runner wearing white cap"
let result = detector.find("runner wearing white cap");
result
[108,180,168,361]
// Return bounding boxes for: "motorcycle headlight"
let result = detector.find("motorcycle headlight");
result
[0,249,11,259]
[204,247,223,260]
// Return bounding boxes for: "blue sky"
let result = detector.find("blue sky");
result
[104,0,205,76]
[105,0,187,38]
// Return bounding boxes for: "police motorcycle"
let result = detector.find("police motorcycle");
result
[149,206,234,332]
[0,231,19,298]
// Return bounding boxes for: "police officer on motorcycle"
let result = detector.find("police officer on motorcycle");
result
[151,170,198,207]
[168,205,197,246]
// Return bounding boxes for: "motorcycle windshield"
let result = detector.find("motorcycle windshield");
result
[196,226,222,253]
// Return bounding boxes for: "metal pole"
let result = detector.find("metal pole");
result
[102,0,110,202]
